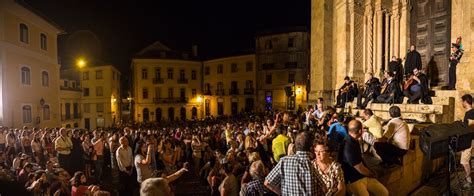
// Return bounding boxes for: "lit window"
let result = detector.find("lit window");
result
[167,68,173,79]
[83,103,90,113]
[217,64,223,74]
[96,70,103,79]
[142,69,148,79]
[96,86,103,96]
[83,71,89,80]
[191,70,197,80]
[96,103,104,112]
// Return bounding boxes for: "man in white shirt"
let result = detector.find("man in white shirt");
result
[54,128,73,174]
[374,106,410,168]
[0,128,6,152]
[116,136,133,196]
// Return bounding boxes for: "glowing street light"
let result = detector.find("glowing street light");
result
[76,58,87,68]
[196,95,203,103]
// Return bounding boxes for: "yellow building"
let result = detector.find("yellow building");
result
[0,0,63,128]
[132,42,203,122]
[256,28,309,111]
[80,65,121,130]
[59,77,81,128]
[203,54,256,116]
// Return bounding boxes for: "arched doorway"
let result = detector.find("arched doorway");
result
[155,108,162,122]
[143,108,149,122]
[191,107,197,119]
[168,107,174,121]
[180,107,186,121]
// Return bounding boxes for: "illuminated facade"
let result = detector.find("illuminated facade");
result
[59,77,82,128]
[203,54,256,116]
[0,0,63,128]
[256,28,310,111]
[132,42,203,122]
[80,65,121,130]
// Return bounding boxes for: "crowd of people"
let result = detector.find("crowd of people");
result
[1,94,473,196]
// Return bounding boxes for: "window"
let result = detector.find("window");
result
[96,70,103,79]
[204,83,210,94]
[217,82,223,90]
[19,23,29,43]
[179,70,185,80]
[83,71,89,80]
[246,62,253,72]
[266,74,272,84]
[265,40,272,49]
[65,103,71,119]
[191,70,197,80]
[22,105,32,123]
[21,67,30,85]
[112,71,115,80]
[143,88,148,99]
[192,89,197,97]
[43,105,50,121]
[288,73,295,83]
[96,103,104,112]
[40,33,47,50]
[73,103,79,118]
[204,66,210,75]
[231,63,238,72]
[155,68,161,79]
[142,69,148,79]
[84,103,90,113]
[167,68,173,79]
[64,81,69,87]
[288,37,295,48]
[246,80,253,88]
[168,88,173,98]
[217,64,223,74]
[96,86,103,96]
[83,88,90,96]
[180,88,185,99]
[42,71,49,87]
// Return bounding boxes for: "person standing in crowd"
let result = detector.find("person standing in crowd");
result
[404,45,422,75]
[271,127,290,162]
[374,106,410,168]
[108,132,120,191]
[265,131,323,195]
[388,56,403,83]
[0,128,6,152]
[70,129,84,176]
[81,133,93,178]
[135,141,154,183]
[219,162,239,196]
[459,94,474,188]
[449,36,464,90]
[191,134,203,175]
[313,141,345,196]
[340,120,388,196]
[116,136,134,196]
[92,131,106,184]
[240,160,267,195]
[139,163,188,196]
[54,128,73,175]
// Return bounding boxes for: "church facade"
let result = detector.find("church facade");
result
[310,0,474,120]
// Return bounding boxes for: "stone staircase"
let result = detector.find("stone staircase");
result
[336,96,455,124]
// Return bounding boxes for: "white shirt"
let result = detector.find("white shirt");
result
[116,145,133,172]
[383,117,410,150]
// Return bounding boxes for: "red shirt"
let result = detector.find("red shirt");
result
[71,185,88,196]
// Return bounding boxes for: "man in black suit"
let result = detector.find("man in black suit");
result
[404,45,422,76]
[356,73,381,109]
[375,71,402,104]
[336,76,358,108]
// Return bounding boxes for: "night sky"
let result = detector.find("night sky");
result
[25,0,310,93]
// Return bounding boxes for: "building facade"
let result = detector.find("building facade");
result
[80,65,121,130]
[132,42,203,122]
[0,0,63,128]
[256,28,310,111]
[203,54,256,116]
[59,77,81,128]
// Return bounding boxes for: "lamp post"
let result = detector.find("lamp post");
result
[76,57,87,129]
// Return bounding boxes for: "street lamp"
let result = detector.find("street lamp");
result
[76,58,87,68]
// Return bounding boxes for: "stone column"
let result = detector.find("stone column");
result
[374,2,383,77]
[384,11,390,70]
[399,0,410,59]
[309,0,334,102]
[349,1,365,83]
[392,1,401,58]
[365,2,374,74]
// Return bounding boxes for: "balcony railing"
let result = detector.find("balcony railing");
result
[153,78,164,84]
[153,97,188,103]
[229,88,239,95]
[244,88,254,95]
[215,89,225,96]
[61,114,82,121]
[60,86,82,92]
[177,78,188,84]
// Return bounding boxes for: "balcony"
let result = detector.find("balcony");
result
[244,88,254,95]
[61,113,82,121]
[229,88,239,95]
[203,90,212,95]
[153,78,164,84]
[60,86,82,92]
[177,78,188,84]
[153,97,188,103]
[215,89,225,96]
